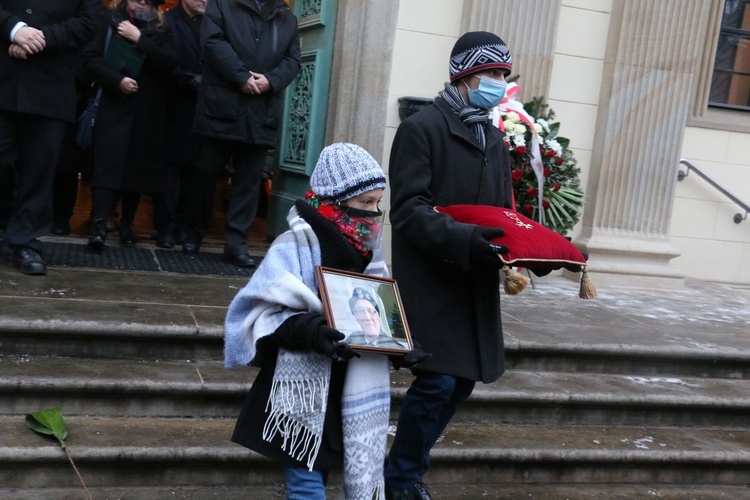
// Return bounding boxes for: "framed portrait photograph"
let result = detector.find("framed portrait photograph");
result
[315,266,413,355]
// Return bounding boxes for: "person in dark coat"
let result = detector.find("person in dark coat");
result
[151,0,206,249]
[225,143,397,498]
[181,0,301,267]
[83,0,177,250]
[0,0,102,274]
[384,31,514,500]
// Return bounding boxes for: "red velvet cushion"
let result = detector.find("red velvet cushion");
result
[435,204,587,271]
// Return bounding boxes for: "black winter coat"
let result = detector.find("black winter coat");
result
[0,0,102,122]
[164,5,202,164]
[193,0,300,145]
[389,96,513,383]
[84,8,177,194]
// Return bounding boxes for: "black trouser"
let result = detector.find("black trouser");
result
[183,137,268,256]
[52,123,83,224]
[0,111,66,253]
[91,187,140,223]
[152,160,193,234]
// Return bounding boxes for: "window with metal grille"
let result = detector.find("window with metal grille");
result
[709,0,750,111]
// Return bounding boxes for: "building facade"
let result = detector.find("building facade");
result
[270,0,750,285]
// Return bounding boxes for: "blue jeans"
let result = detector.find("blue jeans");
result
[384,370,476,490]
[283,465,328,499]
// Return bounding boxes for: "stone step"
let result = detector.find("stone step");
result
[2,416,749,489]
[4,356,750,428]
[1,483,748,499]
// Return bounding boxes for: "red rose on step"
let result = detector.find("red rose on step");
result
[553,183,561,191]
[524,204,534,214]
[515,145,527,155]
[554,157,564,165]
[512,169,523,181]
[545,149,556,157]
[542,200,551,209]
[527,187,537,197]
[543,168,550,177]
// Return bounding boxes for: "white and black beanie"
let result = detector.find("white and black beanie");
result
[449,31,512,82]
[310,143,387,203]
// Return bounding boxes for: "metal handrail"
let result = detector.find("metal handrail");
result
[677,158,749,224]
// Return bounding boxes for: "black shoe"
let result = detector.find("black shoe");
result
[12,247,47,275]
[182,240,201,255]
[88,219,107,251]
[155,230,175,249]
[223,253,259,268]
[119,220,137,247]
[51,220,70,236]
[385,485,414,500]
[413,482,432,500]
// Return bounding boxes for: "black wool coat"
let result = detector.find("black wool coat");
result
[389,96,513,383]
[84,8,177,194]
[164,5,202,165]
[0,0,103,122]
[193,0,301,145]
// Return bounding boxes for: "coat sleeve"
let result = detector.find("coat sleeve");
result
[134,25,178,78]
[83,17,125,95]
[0,10,23,41]
[264,21,301,93]
[201,0,248,88]
[39,0,103,53]
[388,117,476,272]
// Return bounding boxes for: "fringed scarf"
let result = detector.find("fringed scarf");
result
[441,82,491,149]
[225,206,389,499]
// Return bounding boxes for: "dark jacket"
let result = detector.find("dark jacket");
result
[0,0,102,122]
[84,8,177,193]
[389,96,513,383]
[164,4,203,164]
[193,0,301,145]
[232,201,372,470]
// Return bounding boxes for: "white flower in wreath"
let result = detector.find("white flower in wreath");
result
[532,122,543,134]
[536,118,551,134]
[545,138,563,156]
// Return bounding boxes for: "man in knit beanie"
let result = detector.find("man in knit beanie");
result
[384,32,514,500]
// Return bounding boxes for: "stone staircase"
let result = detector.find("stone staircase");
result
[1,266,749,499]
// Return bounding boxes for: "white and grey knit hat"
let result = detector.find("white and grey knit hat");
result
[310,143,386,203]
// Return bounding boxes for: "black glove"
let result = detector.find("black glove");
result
[470,226,507,269]
[313,324,361,362]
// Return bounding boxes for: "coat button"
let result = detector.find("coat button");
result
[26,8,33,14]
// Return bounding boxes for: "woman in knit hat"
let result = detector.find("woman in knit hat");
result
[225,142,427,499]
[384,31,514,499]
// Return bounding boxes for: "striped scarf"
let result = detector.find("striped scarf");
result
[440,82,491,149]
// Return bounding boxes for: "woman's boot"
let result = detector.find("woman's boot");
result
[88,218,107,250]
[119,219,137,247]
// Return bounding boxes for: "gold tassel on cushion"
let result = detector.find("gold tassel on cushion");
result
[579,266,597,299]
[502,266,530,295]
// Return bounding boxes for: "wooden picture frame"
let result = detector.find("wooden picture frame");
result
[315,266,413,355]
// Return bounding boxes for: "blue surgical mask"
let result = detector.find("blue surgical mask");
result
[465,76,507,109]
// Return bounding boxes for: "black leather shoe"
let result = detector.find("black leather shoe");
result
[119,220,137,247]
[12,247,47,276]
[413,482,432,500]
[51,220,70,236]
[182,240,201,255]
[155,231,175,249]
[88,219,107,251]
[385,485,414,500]
[224,253,259,268]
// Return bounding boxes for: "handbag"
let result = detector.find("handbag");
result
[76,26,113,151]
[75,88,102,151]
